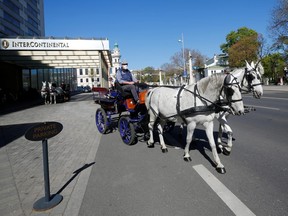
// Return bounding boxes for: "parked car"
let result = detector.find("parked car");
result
[83,86,91,93]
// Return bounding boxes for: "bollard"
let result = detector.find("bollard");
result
[25,121,63,211]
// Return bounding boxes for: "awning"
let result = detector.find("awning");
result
[0,37,112,69]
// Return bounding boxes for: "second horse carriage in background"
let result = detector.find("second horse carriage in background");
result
[41,81,70,104]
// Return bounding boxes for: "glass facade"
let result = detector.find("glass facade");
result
[0,0,45,37]
[22,68,77,91]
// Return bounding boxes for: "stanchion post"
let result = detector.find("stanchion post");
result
[42,139,51,202]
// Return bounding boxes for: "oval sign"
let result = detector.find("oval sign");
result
[25,122,63,141]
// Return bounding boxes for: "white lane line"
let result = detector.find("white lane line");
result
[193,164,256,216]
[245,104,280,111]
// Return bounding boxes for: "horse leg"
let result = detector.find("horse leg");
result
[45,95,48,104]
[158,120,168,153]
[147,114,156,148]
[204,121,226,174]
[217,113,233,156]
[183,122,196,162]
[54,94,57,104]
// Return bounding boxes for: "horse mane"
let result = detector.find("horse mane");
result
[197,73,225,93]
[194,73,226,103]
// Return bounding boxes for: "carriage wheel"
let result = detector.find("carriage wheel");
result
[118,116,136,145]
[95,108,108,134]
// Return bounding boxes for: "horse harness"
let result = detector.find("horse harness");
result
[148,74,242,124]
[241,67,263,93]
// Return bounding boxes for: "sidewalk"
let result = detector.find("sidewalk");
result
[263,84,288,91]
[0,94,101,216]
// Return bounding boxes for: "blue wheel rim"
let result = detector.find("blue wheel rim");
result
[96,110,105,133]
[119,118,132,144]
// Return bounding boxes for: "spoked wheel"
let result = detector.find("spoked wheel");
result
[118,116,136,145]
[95,108,108,134]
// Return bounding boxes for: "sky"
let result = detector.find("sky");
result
[44,0,276,70]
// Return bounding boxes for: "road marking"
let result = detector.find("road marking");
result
[193,164,256,216]
[261,96,288,101]
[243,95,288,101]
[245,104,280,111]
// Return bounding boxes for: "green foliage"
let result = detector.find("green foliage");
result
[220,27,261,67]
[262,53,285,82]
[220,27,258,54]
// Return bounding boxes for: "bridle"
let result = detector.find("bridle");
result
[219,74,243,106]
[241,67,263,94]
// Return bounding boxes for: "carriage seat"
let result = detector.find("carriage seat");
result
[114,81,133,99]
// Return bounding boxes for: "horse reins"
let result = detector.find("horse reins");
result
[147,74,242,123]
[241,68,263,93]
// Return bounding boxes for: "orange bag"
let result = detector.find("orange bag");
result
[139,90,148,104]
[126,98,136,109]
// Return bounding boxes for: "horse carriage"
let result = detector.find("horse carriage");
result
[94,82,152,145]
[94,61,263,174]
[41,81,70,104]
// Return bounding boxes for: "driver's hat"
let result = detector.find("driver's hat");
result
[121,60,128,65]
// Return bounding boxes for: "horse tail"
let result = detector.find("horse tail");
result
[145,88,156,110]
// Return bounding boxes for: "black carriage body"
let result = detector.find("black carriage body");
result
[94,86,149,145]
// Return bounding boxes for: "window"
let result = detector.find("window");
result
[79,69,83,75]
[3,11,20,28]
[27,16,39,29]
[86,78,89,82]
[3,0,19,14]
[27,3,38,18]
[96,68,99,75]
[85,69,88,75]
[80,78,83,83]
[27,27,38,36]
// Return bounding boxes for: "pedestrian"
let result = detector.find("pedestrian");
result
[116,61,139,103]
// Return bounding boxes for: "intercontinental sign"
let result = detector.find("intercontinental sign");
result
[0,38,109,51]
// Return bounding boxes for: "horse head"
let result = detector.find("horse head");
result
[222,74,244,115]
[41,81,47,90]
[244,60,263,99]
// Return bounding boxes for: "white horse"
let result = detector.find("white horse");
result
[145,73,245,173]
[216,61,264,155]
[41,81,49,104]
[48,82,57,104]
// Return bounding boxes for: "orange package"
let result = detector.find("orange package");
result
[139,90,148,104]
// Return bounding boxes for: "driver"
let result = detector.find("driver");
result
[116,61,139,104]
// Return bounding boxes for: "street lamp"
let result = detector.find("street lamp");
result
[178,33,186,76]
[178,33,186,85]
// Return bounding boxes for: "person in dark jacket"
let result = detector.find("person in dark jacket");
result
[116,61,139,103]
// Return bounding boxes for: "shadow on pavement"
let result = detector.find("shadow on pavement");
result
[56,162,95,195]
[0,122,41,148]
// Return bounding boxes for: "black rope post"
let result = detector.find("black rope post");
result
[42,139,51,202]
[33,138,63,211]
[25,122,63,211]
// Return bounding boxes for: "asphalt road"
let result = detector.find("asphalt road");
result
[79,90,288,216]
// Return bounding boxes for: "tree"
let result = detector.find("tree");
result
[170,48,207,71]
[220,27,258,54]
[220,27,261,67]
[269,0,288,61]
[228,35,259,67]
[262,53,285,83]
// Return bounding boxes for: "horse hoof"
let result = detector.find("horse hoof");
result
[216,167,226,174]
[146,142,154,148]
[222,148,231,156]
[217,147,222,154]
[183,157,192,162]
[161,148,168,153]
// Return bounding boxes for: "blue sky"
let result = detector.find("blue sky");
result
[44,0,276,70]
